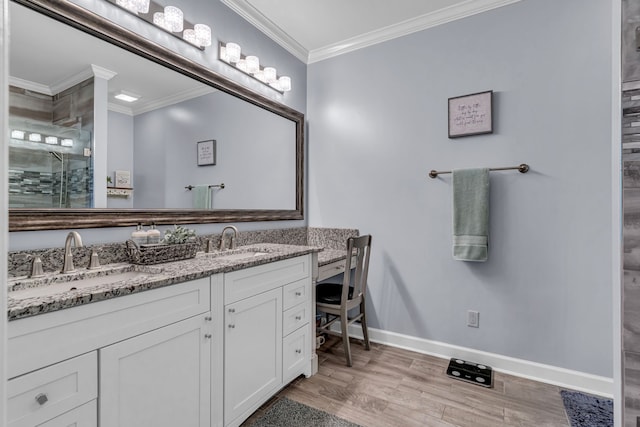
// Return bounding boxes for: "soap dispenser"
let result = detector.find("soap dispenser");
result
[147,223,161,245]
[131,223,148,245]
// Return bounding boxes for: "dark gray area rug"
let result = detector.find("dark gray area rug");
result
[249,397,362,427]
[560,390,613,427]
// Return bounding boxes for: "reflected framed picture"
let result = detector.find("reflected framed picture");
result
[197,139,216,166]
[448,90,493,138]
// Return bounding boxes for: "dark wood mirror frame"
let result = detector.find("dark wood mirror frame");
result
[9,0,304,231]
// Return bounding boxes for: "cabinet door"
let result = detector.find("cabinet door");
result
[283,326,309,384]
[224,288,282,426]
[99,314,212,427]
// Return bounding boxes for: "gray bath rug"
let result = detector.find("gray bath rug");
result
[249,397,362,427]
[560,390,613,427]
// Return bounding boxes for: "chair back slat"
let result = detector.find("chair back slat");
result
[342,235,372,302]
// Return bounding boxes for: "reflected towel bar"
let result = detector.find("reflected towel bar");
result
[428,164,529,179]
[185,183,225,190]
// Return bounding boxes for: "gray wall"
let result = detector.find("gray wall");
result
[9,0,307,249]
[107,110,134,209]
[133,91,296,210]
[307,0,613,377]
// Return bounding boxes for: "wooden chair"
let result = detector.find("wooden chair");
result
[316,235,372,366]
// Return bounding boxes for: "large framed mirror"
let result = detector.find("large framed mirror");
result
[8,0,304,231]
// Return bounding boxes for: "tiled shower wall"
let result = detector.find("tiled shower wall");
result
[8,79,94,208]
[622,89,640,426]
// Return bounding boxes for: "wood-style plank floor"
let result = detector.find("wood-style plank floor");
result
[244,336,572,427]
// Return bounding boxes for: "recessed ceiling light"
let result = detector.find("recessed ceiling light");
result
[115,92,140,103]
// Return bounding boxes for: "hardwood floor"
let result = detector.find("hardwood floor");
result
[245,336,572,427]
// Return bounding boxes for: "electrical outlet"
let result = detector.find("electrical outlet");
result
[467,310,479,328]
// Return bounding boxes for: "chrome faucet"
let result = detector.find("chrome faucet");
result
[219,225,238,251]
[61,231,83,273]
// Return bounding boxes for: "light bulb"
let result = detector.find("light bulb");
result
[28,133,42,142]
[45,136,58,145]
[278,76,291,92]
[245,55,259,74]
[263,67,277,83]
[225,43,241,63]
[61,139,74,147]
[254,70,266,82]
[236,59,248,72]
[194,24,211,47]
[134,0,149,14]
[183,29,197,45]
[10,130,25,139]
[116,0,138,14]
[153,12,167,29]
[164,6,183,32]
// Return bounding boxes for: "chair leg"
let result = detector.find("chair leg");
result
[340,312,352,367]
[360,302,370,351]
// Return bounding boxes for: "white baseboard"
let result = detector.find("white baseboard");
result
[335,324,613,398]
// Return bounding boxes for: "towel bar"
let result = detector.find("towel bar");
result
[428,164,529,179]
[185,183,225,190]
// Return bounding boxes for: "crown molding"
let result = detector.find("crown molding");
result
[129,85,216,116]
[9,76,52,95]
[108,102,134,116]
[222,0,521,64]
[90,64,117,81]
[49,66,95,94]
[220,0,308,63]
[309,0,521,63]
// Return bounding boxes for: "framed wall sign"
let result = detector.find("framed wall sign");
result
[197,139,216,166]
[448,90,493,138]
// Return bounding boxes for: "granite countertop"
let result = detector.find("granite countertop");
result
[7,243,324,321]
[317,248,349,266]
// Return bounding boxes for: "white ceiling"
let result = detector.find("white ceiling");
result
[221,0,521,63]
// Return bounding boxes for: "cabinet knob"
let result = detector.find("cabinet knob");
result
[204,334,212,339]
[295,316,302,321]
[228,324,235,329]
[228,308,236,313]
[295,349,302,354]
[35,393,48,405]
[204,316,212,321]
[295,291,302,296]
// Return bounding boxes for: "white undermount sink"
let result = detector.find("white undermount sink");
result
[8,268,164,300]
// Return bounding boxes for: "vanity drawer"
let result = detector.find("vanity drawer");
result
[317,256,356,282]
[283,278,309,311]
[225,255,310,304]
[283,302,310,337]
[282,326,309,384]
[8,352,97,427]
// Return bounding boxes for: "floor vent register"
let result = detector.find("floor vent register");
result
[446,358,493,388]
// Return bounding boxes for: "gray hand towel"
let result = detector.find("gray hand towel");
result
[452,168,489,262]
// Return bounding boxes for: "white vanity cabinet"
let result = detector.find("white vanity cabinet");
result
[222,255,312,427]
[100,313,212,427]
[7,276,212,427]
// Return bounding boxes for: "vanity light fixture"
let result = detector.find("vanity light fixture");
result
[45,136,58,145]
[61,139,74,147]
[108,0,211,49]
[219,42,292,93]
